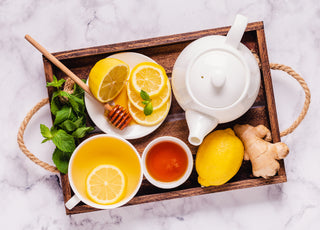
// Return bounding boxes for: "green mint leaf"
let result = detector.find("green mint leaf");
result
[140,90,150,101]
[50,91,61,116]
[40,124,53,139]
[59,90,71,100]
[72,127,94,139]
[59,117,84,132]
[73,117,85,128]
[50,126,58,136]
[52,129,76,153]
[141,100,149,105]
[41,138,50,143]
[52,148,72,174]
[46,75,58,87]
[144,102,153,116]
[60,91,85,115]
[71,80,86,99]
[46,75,66,88]
[69,95,85,115]
[59,120,77,132]
[54,106,73,125]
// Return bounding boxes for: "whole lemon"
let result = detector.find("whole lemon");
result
[195,128,244,186]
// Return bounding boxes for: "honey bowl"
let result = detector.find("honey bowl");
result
[65,134,143,210]
[142,136,193,189]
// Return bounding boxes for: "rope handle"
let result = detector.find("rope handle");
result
[251,52,311,137]
[270,63,311,137]
[16,64,311,173]
[17,98,59,173]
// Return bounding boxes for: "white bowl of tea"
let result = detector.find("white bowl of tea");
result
[142,136,193,189]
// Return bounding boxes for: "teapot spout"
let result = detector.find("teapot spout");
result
[185,110,218,146]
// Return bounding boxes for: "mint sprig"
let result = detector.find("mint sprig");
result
[46,75,66,88]
[140,90,153,116]
[40,75,94,174]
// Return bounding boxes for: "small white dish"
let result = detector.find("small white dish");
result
[85,52,170,139]
[142,136,193,189]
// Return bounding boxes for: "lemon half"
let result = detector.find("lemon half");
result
[89,58,129,103]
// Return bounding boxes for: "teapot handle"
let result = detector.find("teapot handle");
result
[225,14,248,49]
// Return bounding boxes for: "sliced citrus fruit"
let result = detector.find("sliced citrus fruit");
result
[89,58,129,103]
[130,62,167,97]
[127,78,171,111]
[86,164,126,205]
[128,98,171,126]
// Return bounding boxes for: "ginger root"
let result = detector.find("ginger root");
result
[233,124,289,179]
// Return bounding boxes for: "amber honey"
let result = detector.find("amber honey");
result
[145,141,188,182]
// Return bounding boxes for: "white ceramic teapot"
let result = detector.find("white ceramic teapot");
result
[172,15,261,146]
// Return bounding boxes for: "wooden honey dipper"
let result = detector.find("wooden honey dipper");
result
[25,35,132,130]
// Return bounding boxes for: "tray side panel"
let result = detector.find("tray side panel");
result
[256,29,280,142]
[256,28,286,179]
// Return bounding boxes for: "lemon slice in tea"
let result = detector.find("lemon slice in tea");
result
[86,164,126,205]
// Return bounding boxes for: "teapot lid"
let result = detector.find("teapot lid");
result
[187,48,249,108]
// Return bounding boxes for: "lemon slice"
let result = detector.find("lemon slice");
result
[89,58,129,103]
[127,78,171,111]
[128,98,170,126]
[86,164,126,205]
[130,62,167,97]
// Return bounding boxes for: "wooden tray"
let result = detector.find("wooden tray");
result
[42,21,286,215]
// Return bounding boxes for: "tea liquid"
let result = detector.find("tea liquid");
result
[146,141,188,182]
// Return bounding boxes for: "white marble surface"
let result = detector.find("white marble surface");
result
[1,0,319,229]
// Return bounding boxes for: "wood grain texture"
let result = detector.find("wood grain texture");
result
[42,21,286,215]
[256,29,280,143]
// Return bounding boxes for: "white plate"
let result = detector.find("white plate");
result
[85,52,171,139]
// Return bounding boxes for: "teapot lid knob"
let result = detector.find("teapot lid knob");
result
[210,69,226,88]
